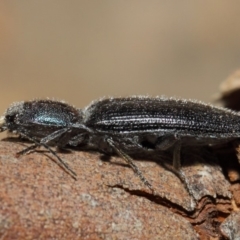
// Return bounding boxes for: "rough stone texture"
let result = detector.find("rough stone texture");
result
[220,212,240,240]
[0,140,200,240]
[230,184,240,209]
[0,137,239,239]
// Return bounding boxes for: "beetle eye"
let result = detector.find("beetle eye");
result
[6,114,16,123]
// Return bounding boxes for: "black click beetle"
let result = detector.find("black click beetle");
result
[1,97,240,193]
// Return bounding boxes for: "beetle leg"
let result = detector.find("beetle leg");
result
[40,128,71,145]
[65,133,86,147]
[107,138,156,195]
[17,128,71,156]
[155,134,179,151]
[157,137,195,199]
[17,131,77,179]
[173,140,181,170]
[17,143,38,156]
[172,141,195,199]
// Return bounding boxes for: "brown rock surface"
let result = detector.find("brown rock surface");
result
[0,139,238,239]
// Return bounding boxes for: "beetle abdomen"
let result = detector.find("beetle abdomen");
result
[84,97,240,136]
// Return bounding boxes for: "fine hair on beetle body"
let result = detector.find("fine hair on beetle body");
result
[1,96,240,196]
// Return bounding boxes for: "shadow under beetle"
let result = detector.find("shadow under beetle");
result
[1,97,240,194]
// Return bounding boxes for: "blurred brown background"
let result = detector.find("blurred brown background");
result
[0,1,240,114]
